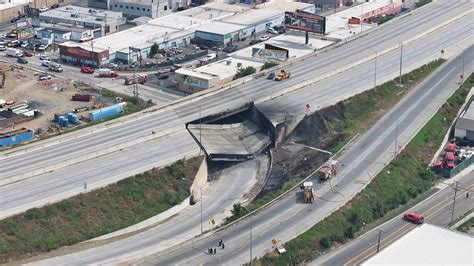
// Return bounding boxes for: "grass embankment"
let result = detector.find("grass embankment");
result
[255,74,473,265]
[457,217,474,234]
[0,157,203,262]
[225,60,446,224]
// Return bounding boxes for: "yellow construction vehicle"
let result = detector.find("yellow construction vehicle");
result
[274,70,290,81]
[0,63,13,88]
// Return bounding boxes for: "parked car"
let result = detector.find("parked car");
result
[38,44,49,51]
[22,50,32,57]
[0,45,6,51]
[259,35,269,41]
[49,63,63,72]
[41,59,51,67]
[0,34,6,38]
[107,62,118,68]
[249,39,261,45]
[10,17,19,23]
[158,74,169,80]
[38,74,52,81]
[266,28,278,34]
[80,66,95,74]
[403,212,424,224]
[51,3,60,8]
[267,72,276,80]
[223,46,238,53]
[6,32,16,38]
[17,57,28,64]
[39,6,49,12]
[19,14,27,18]
[39,54,50,61]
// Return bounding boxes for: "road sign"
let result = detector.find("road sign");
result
[271,239,277,245]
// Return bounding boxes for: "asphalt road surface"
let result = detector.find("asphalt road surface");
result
[1,1,470,185]
[137,45,474,265]
[26,39,473,264]
[1,2,472,220]
[314,169,474,266]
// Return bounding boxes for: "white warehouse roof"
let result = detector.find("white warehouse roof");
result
[362,224,474,265]
[147,14,210,30]
[196,57,263,81]
[195,21,246,36]
[222,8,283,26]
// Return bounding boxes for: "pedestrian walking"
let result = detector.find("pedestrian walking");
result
[467,192,469,198]
[222,243,225,249]
[213,247,217,254]
[218,239,222,247]
[208,247,212,254]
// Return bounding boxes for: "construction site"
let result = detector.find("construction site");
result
[0,63,127,147]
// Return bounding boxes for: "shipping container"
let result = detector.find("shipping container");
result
[59,116,68,127]
[70,114,79,124]
[72,94,93,102]
[89,103,126,122]
[0,128,34,147]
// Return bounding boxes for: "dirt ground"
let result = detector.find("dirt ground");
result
[0,68,92,133]
[257,104,346,198]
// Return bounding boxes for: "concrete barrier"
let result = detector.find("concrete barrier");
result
[0,124,186,186]
[190,158,208,202]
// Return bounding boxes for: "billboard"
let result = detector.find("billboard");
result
[285,10,326,34]
[252,45,289,60]
[17,28,33,40]
[16,18,32,30]
[27,7,40,27]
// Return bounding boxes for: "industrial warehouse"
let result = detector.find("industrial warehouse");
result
[58,1,315,66]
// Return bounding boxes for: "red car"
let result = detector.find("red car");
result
[403,212,424,224]
[80,66,95,74]
[22,50,33,57]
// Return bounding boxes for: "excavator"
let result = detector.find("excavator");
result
[0,63,13,88]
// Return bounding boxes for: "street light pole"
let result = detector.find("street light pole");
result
[450,181,460,223]
[399,43,403,86]
[376,229,382,253]
[242,206,253,265]
[394,114,399,156]
[200,186,203,235]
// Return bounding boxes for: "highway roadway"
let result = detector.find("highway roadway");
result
[29,37,474,264]
[137,44,474,265]
[0,0,471,221]
[2,2,471,220]
[1,1,470,185]
[314,169,474,266]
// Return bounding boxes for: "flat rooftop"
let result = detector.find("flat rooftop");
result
[196,57,264,81]
[222,8,283,26]
[330,0,394,20]
[203,2,250,13]
[177,6,235,21]
[257,1,315,12]
[195,20,246,35]
[38,22,92,33]
[147,14,210,30]
[175,68,217,81]
[362,224,473,265]
[0,0,29,10]
[94,24,177,53]
[461,97,474,120]
[40,5,124,24]
[231,33,333,60]
[188,120,271,160]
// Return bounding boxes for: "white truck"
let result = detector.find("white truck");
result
[6,48,22,58]
[96,68,118,77]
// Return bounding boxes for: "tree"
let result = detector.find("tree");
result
[262,61,279,70]
[233,66,257,80]
[149,43,159,57]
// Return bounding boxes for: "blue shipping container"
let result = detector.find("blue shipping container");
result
[70,114,79,124]
[89,104,124,122]
[60,117,68,127]
[0,128,34,147]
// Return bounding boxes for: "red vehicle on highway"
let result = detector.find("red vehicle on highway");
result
[403,212,424,224]
[22,50,33,57]
[80,66,95,74]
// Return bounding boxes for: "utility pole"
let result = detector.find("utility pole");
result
[450,181,460,223]
[200,186,203,235]
[242,206,253,265]
[133,69,138,98]
[376,229,382,253]
[360,3,364,32]
[399,43,403,86]
[52,23,56,56]
[461,48,465,81]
